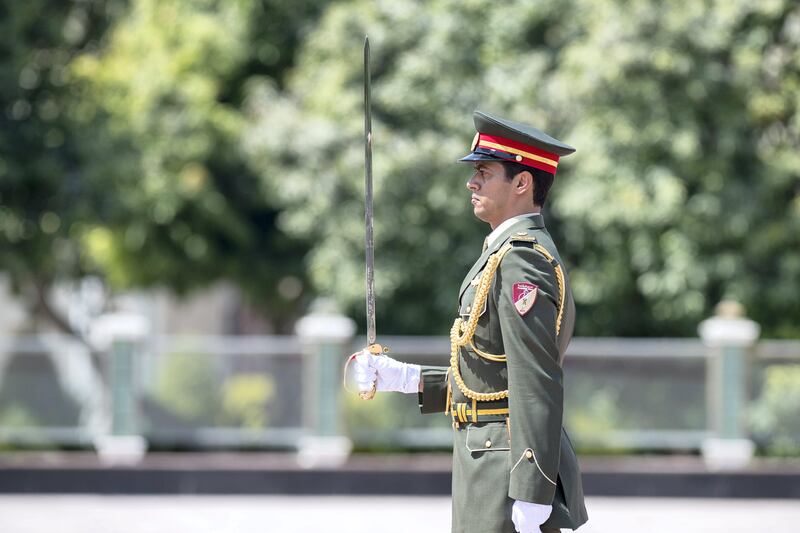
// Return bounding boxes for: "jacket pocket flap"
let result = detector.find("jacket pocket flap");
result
[465,423,510,453]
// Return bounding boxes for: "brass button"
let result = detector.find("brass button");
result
[485,440,492,448]
[515,155,523,162]
[525,450,533,459]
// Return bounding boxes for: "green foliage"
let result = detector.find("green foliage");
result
[343,390,449,433]
[152,356,277,429]
[750,365,800,455]
[66,0,321,330]
[0,404,41,428]
[221,374,274,429]
[2,0,799,337]
[153,351,220,423]
[1,0,331,333]
[245,0,800,336]
[0,0,125,307]
[343,390,397,432]
[551,0,800,337]
[564,359,705,449]
[565,388,621,444]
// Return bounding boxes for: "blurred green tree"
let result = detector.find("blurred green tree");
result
[549,0,800,337]
[750,364,800,455]
[221,374,274,429]
[3,0,798,339]
[0,0,126,342]
[153,351,220,424]
[245,0,800,337]
[69,0,333,333]
[1,0,331,336]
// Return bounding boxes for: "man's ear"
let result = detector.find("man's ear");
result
[515,170,533,196]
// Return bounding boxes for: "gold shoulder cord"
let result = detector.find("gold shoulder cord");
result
[449,240,566,402]
[532,243,566,333]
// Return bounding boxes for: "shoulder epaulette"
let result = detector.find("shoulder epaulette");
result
[509,231,538,247]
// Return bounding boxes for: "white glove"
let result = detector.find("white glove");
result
[352,350,421,394]
[511,500,552,533]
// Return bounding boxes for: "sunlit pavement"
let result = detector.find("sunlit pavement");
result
[1,495,798,533]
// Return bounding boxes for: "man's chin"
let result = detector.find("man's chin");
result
[472,207,490,223]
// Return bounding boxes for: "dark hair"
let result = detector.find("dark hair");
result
[501,161,555,207]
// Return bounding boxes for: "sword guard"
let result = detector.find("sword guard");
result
[367,343,389,355]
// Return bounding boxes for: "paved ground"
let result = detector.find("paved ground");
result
[1,495,798,533]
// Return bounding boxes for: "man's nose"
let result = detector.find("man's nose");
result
[466,177,478,191]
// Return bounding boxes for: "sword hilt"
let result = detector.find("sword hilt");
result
[357,343,389,400]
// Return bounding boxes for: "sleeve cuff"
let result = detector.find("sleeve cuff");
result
[509,448,558,504]
[417,365,450,414]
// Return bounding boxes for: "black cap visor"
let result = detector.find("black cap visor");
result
[458,147,510,164]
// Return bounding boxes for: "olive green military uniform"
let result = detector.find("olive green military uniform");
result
[419,213,587,532]
[413,109,588,532]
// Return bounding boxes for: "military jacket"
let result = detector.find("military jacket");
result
[419,213,588,532]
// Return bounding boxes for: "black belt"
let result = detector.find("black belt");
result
[450,399,509,424]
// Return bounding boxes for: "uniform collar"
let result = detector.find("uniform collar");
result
[461,213,545,299]
[485,212,543,249]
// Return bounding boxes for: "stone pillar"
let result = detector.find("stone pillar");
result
[698,300,760,469]
[90,312,150,465]
[295,299,356,468]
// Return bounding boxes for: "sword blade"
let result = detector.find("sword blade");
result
[364,35,377,347]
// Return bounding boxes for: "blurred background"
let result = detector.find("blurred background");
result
[1,0,799,531]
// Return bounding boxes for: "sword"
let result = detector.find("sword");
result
[360,35,385,400]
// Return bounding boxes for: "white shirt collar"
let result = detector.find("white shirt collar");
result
[485,213,540,250]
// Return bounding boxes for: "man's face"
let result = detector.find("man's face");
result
[466,162,514,228]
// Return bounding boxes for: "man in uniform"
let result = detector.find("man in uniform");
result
[353,110,588,533]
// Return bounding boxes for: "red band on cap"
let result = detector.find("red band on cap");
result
[476,133,560,174]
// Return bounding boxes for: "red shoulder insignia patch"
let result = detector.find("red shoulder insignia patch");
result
[512,282,538,316]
